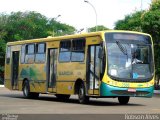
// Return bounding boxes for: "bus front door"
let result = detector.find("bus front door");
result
[11,51,19,90]
[47,48,58,92]
[87,45,100,95]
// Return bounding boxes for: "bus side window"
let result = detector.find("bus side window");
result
[6,46,11,64]
[59,40,71,62]
[21,45,25,64]
[71,39,85,62]
[25,44,35,64]
[35,43,46,63]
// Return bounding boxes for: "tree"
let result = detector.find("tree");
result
[5,11,50,41]
[0,11,76,81]
[114,11,143,32]
[88,25,109,32]
[141,0,160,85]
[1,11,76,42]
[114,0,160,88]
[46,18,75,36]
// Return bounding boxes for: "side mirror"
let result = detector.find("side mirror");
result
[98,42,104,59]
[98,47,103,59]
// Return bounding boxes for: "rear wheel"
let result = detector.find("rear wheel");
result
[23,80,39,99]
[78,83,89,104]
[118,96,130,105]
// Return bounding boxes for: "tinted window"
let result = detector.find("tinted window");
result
[26,44,35,54]
[21,45,25,63]
[60,41,71,51]
[6,46,11,64]
[59,52,71,62]
[35,43,46,63]
[59,41,71,62]
[35,54,45,63]
[25,44,35,64]
[105,33,151,44]
[36,43,46,53]
[72,39,85,51]
[25,54,34,64]
[71,51,84,62]
[71,39,85,62]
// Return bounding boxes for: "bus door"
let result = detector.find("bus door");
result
[87,45,100,95]
[47,48,58,92]
[11,51,19,90]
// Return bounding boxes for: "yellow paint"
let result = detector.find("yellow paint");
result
[86,36,101,45]
[47,41,59,48]
[102,75,155,88]
[48,88,56,93]
[56,82,74,94]
[88,89,99,95]
[57,62,86,81]
[5,65,11,80]
[18,81,23,91]
[30,82,46,93]
[5,30,154,97]
[5,79,12,90]
[88,90,94,95]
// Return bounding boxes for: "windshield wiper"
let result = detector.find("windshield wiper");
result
[116,40,127,55]
[116,40,129,62]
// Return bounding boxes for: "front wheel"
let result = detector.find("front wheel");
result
[118,96,130,105]
[78,83,89,104]
[23,80,39,99]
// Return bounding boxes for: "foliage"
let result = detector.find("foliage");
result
[0,39,5,75]
[0,11,76,78]
[47,18,75,36]
[114,0,160,82]
[114,11,144,32]
[88,25,109,32]
[142,6,160,43]
[142,0,160,81]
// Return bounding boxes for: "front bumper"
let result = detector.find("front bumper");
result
[100,82,154,97]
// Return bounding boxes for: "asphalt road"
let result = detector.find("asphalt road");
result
[0,87,160,114]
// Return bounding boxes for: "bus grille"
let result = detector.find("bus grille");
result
[111,90,150,96]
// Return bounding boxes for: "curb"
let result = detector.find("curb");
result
[0,85,4,87]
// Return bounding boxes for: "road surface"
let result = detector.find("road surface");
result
[0,87,159,114]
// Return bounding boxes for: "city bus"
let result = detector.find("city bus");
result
[4,30,154,104]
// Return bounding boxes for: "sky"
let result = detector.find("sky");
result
[0,0,152,31]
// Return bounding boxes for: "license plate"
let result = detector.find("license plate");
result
[128,88,136,92]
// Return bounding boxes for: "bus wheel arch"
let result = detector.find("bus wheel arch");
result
[74,79,89,104]
[22,78,39,99]
[74,79,83,94]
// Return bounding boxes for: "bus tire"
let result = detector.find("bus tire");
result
[118,96,130,105]
[78,83,89,104]
[23,80,39,99]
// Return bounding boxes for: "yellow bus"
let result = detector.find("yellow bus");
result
[5,30,154,104]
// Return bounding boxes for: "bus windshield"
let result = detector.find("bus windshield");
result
[105,33,154,81]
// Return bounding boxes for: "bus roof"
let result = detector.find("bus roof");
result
[7,30,151,46]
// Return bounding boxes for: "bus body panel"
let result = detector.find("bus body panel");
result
[4,30,154,101]
[100,82,154,97]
